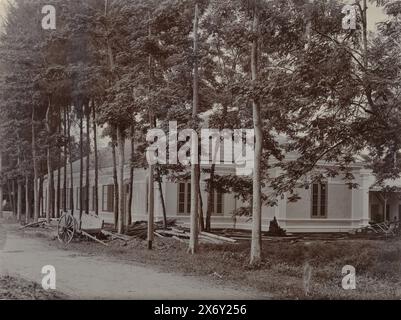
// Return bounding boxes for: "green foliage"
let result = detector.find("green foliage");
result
[0,0,400,217]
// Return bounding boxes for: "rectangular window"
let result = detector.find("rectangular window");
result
[178,183,185,214]
[208,136,234,164]
[65,188,72,210]
[216,191,223,214]
[76,187,89,211]
[92,186,95,211]
[102,185,114,212]
[210,190,224,215]
[76,188,80,210]
[371,204,380,223]
[398,204,401,221]
[186,183,191,214]
[178,183,191,215]
[311,183,327,218]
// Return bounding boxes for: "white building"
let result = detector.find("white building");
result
[42,144,401,233]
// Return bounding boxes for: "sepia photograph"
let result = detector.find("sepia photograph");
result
[0,0,400,308]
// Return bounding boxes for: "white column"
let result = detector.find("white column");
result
[275,193,287,227]
[154,181,163,221]
[352,169,371,227]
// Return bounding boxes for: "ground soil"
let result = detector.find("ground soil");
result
[2,219,401,299]
[0,222,263,299]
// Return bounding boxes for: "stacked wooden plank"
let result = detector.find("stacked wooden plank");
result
[100,219,238,245]
[354,221,401,237]
[124,218,177,239]
[155,228,238,244]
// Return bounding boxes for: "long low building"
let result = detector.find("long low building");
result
[39,144,401,233]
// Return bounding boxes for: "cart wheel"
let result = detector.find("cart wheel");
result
[57,213,77,244]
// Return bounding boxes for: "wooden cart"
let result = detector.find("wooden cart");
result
[57,212,104,244]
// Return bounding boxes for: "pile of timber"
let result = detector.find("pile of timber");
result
[156,227,238,245]
[352,221,401,238]
[124,218,177,239]
[101,219,238,244]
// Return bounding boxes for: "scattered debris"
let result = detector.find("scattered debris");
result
[19,221,47,230]
[101,230,131,242]
[124,218,177,239]
[211,272,223,279]
[81,230,109,247]
[172,235,188,244]
[153,231,166,238]
[200,231,237,244]
[353,221,401,237]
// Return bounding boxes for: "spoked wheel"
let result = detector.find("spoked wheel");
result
[57,213,77,244]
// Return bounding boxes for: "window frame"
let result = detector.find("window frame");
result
[177,182,191,216]
[311,182,328,218]
[210,189,224,216]
[102,185,114,213]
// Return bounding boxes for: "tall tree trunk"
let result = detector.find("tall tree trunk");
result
[56,159,61,217]
[79,105,84,225]
[189,2,200,254]
[362,0,368,70]
[205,164,215,232]
[32,107,39,222]
[250,8,263,265]
[156,166,167,229]
[63,106,67,213]
[116,127,125,234]
[105,0,118,228]
[384,198,388,222]
[67,105,74,215]
[56,111,61,218]
[198,180,204,232]
[17,180,22,222]
[17,149,22,222]
[7,179,15,215]
[112,138,119,229]
[197,163,204,231]
[12,180,16,216]
[93,100,99,215]
[50,170,55,218]
[147,163,154,249]
[147,14,155,250]
[25,176,30,224]
[0,152,2,219]
[39,177,44,217]
[86,103,90,215]
[127,126,134,225]
[45,102,53,223]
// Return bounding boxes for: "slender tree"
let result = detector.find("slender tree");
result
[250,2,263,265]
[85,103,90,215]
[127,125,135,225]
[189,1,200,254]
[93,100,99,215]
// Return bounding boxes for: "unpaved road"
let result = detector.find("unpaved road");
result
[0,224,263,299]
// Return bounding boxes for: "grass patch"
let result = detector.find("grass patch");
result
[20,227,401,299]
[0,275,67,300]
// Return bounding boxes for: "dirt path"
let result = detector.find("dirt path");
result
[0,225,261,300]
